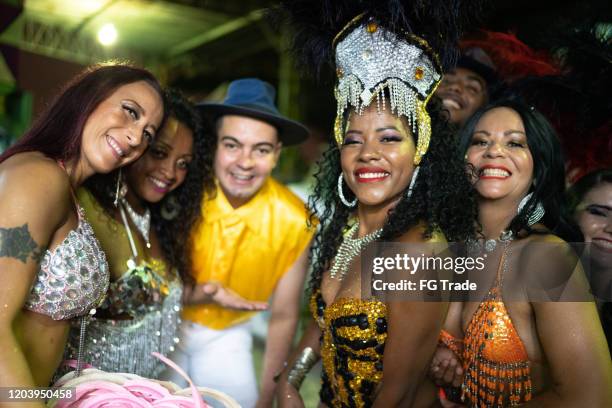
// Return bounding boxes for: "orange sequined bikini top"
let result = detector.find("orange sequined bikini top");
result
[441,245,532,407]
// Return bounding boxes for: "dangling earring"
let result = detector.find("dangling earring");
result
[406,166,420,199]
[517,192,545,226]
[114,169,122,207]
[113,169,127,207]
[161,195,181,220]
[337,174,357,208]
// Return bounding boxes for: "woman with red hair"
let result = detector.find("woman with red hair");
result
[0,64,165,391]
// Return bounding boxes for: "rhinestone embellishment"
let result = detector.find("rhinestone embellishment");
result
[415,67,424,80]
[329,222,382,280]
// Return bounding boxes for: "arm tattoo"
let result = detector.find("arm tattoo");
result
[0,224,46,264]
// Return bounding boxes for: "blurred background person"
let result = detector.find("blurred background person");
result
[435,30,561,129]
[568,168,612,355]
[435,46,496,127]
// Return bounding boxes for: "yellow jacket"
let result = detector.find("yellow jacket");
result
[183,178,315,329]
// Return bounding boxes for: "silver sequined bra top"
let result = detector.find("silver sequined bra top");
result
[24,207,109,320]
[99,259,172,317]
[64,261,183,377]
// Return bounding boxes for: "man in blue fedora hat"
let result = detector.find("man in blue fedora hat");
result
[163,78,314,408]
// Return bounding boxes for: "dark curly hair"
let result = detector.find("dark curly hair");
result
[307,98,477,292]
[85,89,215,284]
[457,98,579,241]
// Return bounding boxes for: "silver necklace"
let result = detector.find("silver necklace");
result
[484,230,514,252]
[467,230,514,254]
[120,198,151,248]
[329,221,383,280]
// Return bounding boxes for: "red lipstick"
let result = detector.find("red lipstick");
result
[354,167,390,183]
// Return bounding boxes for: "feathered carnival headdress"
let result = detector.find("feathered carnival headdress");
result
[275,0,480,165]
[460,30,560,82]
[555,25,612,179]
[497,24,611,181]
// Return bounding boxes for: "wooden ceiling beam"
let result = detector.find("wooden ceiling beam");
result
[167,8,263,57]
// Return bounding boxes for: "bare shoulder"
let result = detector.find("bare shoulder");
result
[2,151,66,179]
[520,232,574,262]
[1,152,70,197]
[518,232,584,296]
[526,230,566,245]
[0,152,71,227]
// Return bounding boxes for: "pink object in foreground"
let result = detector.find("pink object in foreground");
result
[49,352,239,408]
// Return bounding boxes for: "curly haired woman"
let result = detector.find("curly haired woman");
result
[274,1,478,405]
[61,90,215,378]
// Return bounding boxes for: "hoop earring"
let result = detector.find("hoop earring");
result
[517,192,545,226]
[406,166,420,199]
[337,174,357,208]
[161,195,181,220]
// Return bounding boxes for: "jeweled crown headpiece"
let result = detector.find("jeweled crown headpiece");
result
[332,15,442,165]
[274,0,476,165]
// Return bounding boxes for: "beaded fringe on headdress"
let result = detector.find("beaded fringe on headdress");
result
[334,76,434,165]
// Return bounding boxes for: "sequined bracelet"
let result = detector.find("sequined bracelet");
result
[286,347,318,391]
[438,329,463,357]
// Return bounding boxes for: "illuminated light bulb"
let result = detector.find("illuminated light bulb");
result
[83,0,104,13]
[97,23,118,46]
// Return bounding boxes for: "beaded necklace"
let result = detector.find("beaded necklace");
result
[467,230,514,254]
[329,221,382,280]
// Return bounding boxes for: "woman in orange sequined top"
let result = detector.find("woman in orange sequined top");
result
[431,100,612,407]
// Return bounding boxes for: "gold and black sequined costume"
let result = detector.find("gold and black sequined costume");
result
[311,290,387,407]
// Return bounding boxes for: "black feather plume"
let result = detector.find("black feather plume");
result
[553,25,612,129]
[270,0,486,78]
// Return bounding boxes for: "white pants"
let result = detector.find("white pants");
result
[161,320,258,408]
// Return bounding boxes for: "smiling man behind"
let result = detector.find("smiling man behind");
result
[435,47,498,126]
[163,78,314,408]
